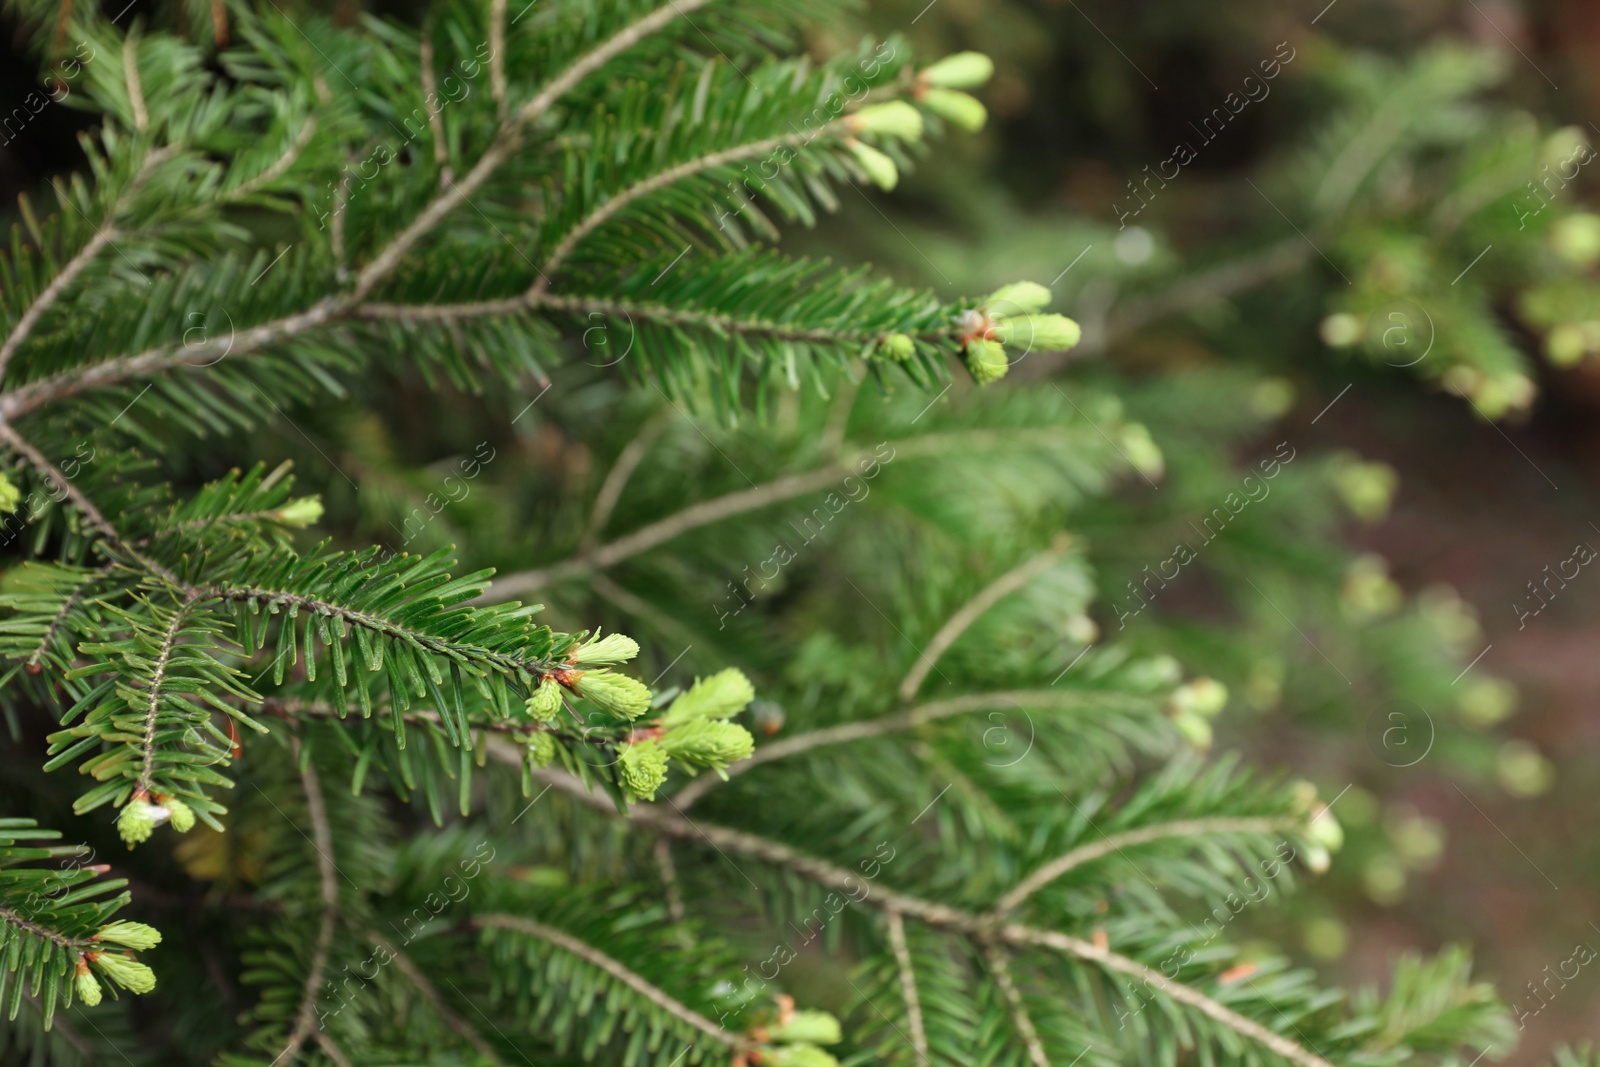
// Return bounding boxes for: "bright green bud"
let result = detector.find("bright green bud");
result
[575,671,653,719]
[1458,676,1515,729]
[985,281,1052,315]
[1552,213,1600,266]
[660,719,755,772]
[1307,805,1344,852]
[1341,555,1402,621]
[847,140,898,191]
[1333,459,1398,522]
[768,1044,840,1067]
[1546,322,1589,367]
[1250,377,1295,419]
[92,952,157,994]
[617,740,668,801]
[964,339,1009,385]
[920,88,986,132]
[1170,677,1227,719]
[96,921,162,951]
[920,51,994,89]
[162,797,195,833]
[571,631,639,666]
[768,1010,842,1045]
[1119,422,1165,481]
[662,668,755,725]
[1318,312,1362,348]
[1303,843,1331,875]
[117,800,160,847]
[526,677,564,722]
[75,967,102,1006]
[848,101,924,141]
[0,473,20,515]
[524,731,556,769]
[992,313,1080,352]
[273,495,324,528]
[877,333,916,362]
[1171,710,1212,751]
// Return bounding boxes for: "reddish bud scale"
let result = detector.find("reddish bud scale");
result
[550,668,584,688]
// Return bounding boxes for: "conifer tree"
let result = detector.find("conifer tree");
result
[0,0,1573,1064]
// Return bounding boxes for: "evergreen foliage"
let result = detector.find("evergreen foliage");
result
[0,0,1563,1063]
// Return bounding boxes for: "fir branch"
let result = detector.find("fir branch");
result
[0,227,116,386]
[514,761,1341,1067]
[134,595,198,797]
[276,742,341,1066]
[898,536,1071,702]
[488,0,507,122]
[0,144,171,387]
[672,689,1143,808]
[983,943,1051,1067]
[1002,924,1337,1067]
[0,423,182,586]
[584,406,675,548]
[885,909,930,1065]
[419,27,453,187]
[351,0,720,300]
[24,565,111,671]
[369,931,504,1065]
[0,298,342,418]
[990,815,1295,918]
[491,428,1068,597]
[228,116,319,202]
[473,913,739,1048]
[315,1032,354,1067]
[532,128,840,287]
[653,837,687,925]
[122,35,148,132]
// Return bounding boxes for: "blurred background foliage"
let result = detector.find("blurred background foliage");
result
[4,0,1599,1061]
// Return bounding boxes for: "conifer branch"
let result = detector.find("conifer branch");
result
[351,0,720,300]
[278,742,341,1067]
[983,943,1051,1067]
[0,299,342,418]
[493,429,1072,598]
[419,28,453,187]
[885,909,930,1064]
[513,761,1341,1067]
[673,689,1140,808]
[487,0,507,122]
[0,227,116,386]
[25,566,110,671]
[991,816,1295,918]
[0,423,184,586]
[474,913,738,1047]
[0,144,172,387]
[653,837,688,924]
[122,36,148,132]
[898,536,1071,702]
[1002,924,1337,1067]
[134,597,198,797]
[584,406,675,548]
[370,931,505,1064]
[228,118,320,202]
[315,1032,354,1067]
[492,462,853,595]
[533,129,838,287]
